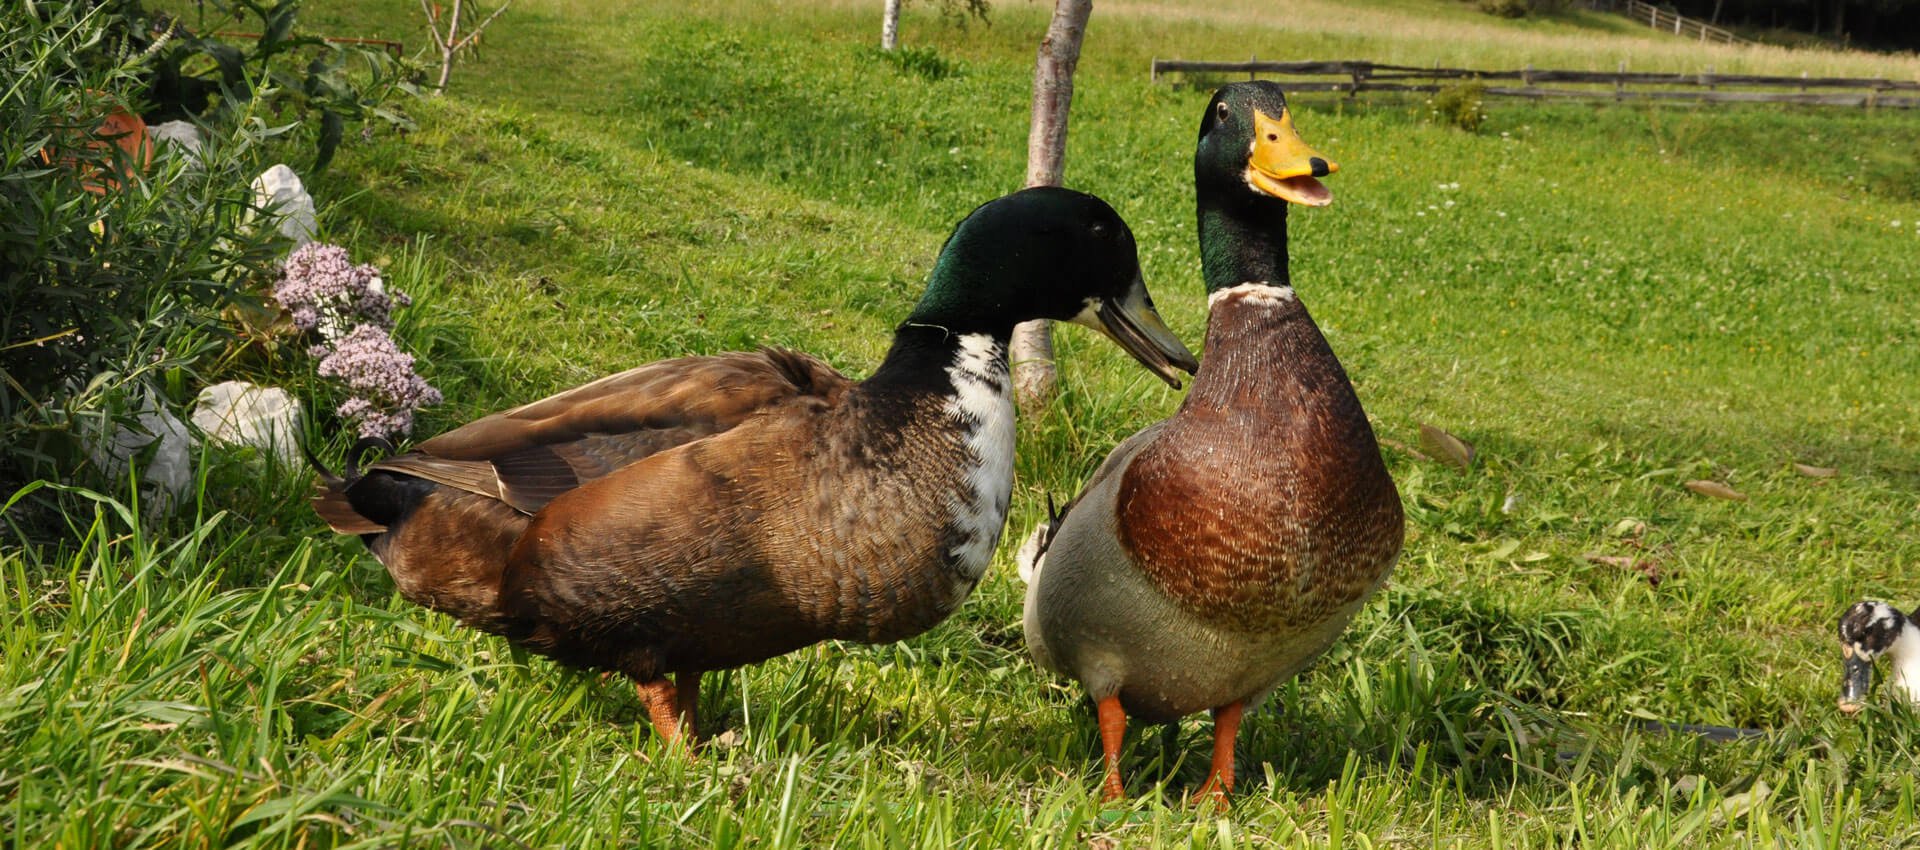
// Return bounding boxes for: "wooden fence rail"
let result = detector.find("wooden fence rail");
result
[1620,0,1749,45]
[1149,59,1920,108]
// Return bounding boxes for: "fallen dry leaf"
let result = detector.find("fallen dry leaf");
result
[1793,463,1837,479]
[1418,423,1475,471]
[1684,480,1747,501]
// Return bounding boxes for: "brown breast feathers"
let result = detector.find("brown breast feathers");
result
[1117,290,1403,633]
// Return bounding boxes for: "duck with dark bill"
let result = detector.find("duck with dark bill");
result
[311,187,1197,748]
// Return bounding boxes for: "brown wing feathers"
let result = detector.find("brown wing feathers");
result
[309,349,853,532]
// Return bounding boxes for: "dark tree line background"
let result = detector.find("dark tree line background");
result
[1656,0,1920,51]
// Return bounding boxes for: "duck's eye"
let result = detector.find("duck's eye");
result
[1090,223,1108,238]
[1215,102,1230,122]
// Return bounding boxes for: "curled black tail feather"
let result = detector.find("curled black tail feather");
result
[302,436,395,486]
[1037,492,1068,555]
[1016,492,1072,585]
[344,436,394,483]
[307,437,403,536]
[301,442,340,484]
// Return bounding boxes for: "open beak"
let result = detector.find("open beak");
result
[1839,646,1873,715]
[1246,108,1336,207]
[1068,275,1198,389]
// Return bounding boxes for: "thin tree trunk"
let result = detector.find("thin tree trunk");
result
[881,0,901,50]
[1024,0,1090,190]
[424,0,510,95]
[1011,0,1093,412]
[1709,0,1724,25]
[435,0,464,95]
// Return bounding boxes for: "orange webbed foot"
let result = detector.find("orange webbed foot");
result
[1188,701,1244,811]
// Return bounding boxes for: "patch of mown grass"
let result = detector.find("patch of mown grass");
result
[10,0,1920,846]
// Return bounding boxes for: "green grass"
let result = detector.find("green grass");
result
[8,0,1920,846]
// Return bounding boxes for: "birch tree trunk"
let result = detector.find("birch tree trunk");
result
[1011,0,1092,412]
[881,0,901,50]
[423,0,512,95]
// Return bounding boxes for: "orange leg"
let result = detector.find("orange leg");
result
[1192,701,1244,809]
[673,672,701,741]
[1097,695,1128,802]
[636,672,700,753]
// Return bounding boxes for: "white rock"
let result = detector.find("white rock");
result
[191,381,304,467]
[251,164,317,245]
[84,392,194,514]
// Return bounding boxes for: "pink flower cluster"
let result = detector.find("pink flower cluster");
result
[272,242,409,335]
[317,325,444,439]
[273,243,440,440]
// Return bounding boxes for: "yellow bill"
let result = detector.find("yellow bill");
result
[1245,108,1337,207]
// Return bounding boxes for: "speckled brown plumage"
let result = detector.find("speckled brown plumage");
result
[313,347,991,680]
[1118,290,1403,633]
[308,187,1201,747]
[496,380,994,678]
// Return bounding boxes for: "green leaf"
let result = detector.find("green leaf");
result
[313,109,343,173]
[205,42,246,87]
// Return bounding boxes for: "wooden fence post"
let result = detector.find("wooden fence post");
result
[1144,59,1919,110]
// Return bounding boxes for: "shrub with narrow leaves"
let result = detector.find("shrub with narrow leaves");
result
[1,4,282,528]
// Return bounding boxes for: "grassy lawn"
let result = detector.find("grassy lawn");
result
[7,0,1920,846]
